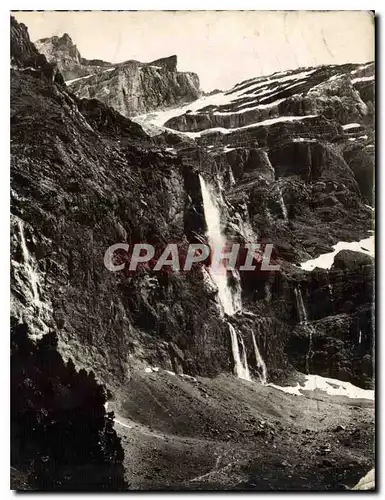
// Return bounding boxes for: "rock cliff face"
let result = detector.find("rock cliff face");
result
[35,33,111,81]
[35,34,201,117]
[11,17,374,491]
[10,17,64,84]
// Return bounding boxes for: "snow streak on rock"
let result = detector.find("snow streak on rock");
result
[300,236,374,271]
[269,374,374,400]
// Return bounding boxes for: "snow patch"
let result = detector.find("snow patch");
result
[351,75,374,84]
[352,469,375,490]
[270,374,374,400]
[133,70,315,134]
[292,137,317,143]
[181,115,319,139]
[213,98,286,115]
[66,73,95,85]
[66,67,115,85]
[350,63,373,75]
[328,74,344,82]
[232,69,316,97]
[342,123,361,130]
[300,236,374,271]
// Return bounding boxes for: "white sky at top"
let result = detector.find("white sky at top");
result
[12,10,374,91]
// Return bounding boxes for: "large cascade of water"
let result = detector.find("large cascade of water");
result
[199,174,241,316]
[199,174,270,384]
[199,174,252,380]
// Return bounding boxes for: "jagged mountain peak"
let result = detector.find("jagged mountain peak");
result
[10,16,64,84]
[38,32,74,46]
[35,32,84,69]
[10,15,45,69]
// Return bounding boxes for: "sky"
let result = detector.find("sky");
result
[12,11,374,91]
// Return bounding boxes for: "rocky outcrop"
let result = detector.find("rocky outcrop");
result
[35,34,201,117]
[35,33,111,81]
[11,325,127,490]
[11,17,44,68]
[10,17,64,84]
[343,146,375,205]
[68,59,200,117]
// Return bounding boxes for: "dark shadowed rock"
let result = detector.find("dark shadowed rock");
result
[150,55,178,72]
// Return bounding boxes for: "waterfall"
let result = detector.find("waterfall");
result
[231,269,243,313]
[199,174,240,316]
[228,166,236,187]
[18,219,41,308]
[238,335,251,381]
[15,218,51,339]
[199,174,253,381]
[278,185,288,221]
[251,332,267,384]
[229,324,250,380]
[358,330,362,344]
[326,272,334,310]
[294,286,313,374]
[294,286,307,324]
[199,174,268,384]
[305,325,314,375]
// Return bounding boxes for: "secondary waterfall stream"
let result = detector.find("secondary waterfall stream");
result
[295,286,313,374]
[277,185,288,221]
[228,323,250,380]
[18,219,41,307]
[15,218,51,339]
[252,332,267,384]
[294,286,307,324]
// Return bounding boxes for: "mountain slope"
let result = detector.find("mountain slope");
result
[11,17,375,491]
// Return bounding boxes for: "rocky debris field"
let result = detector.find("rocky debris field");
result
[110,370,374,490]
